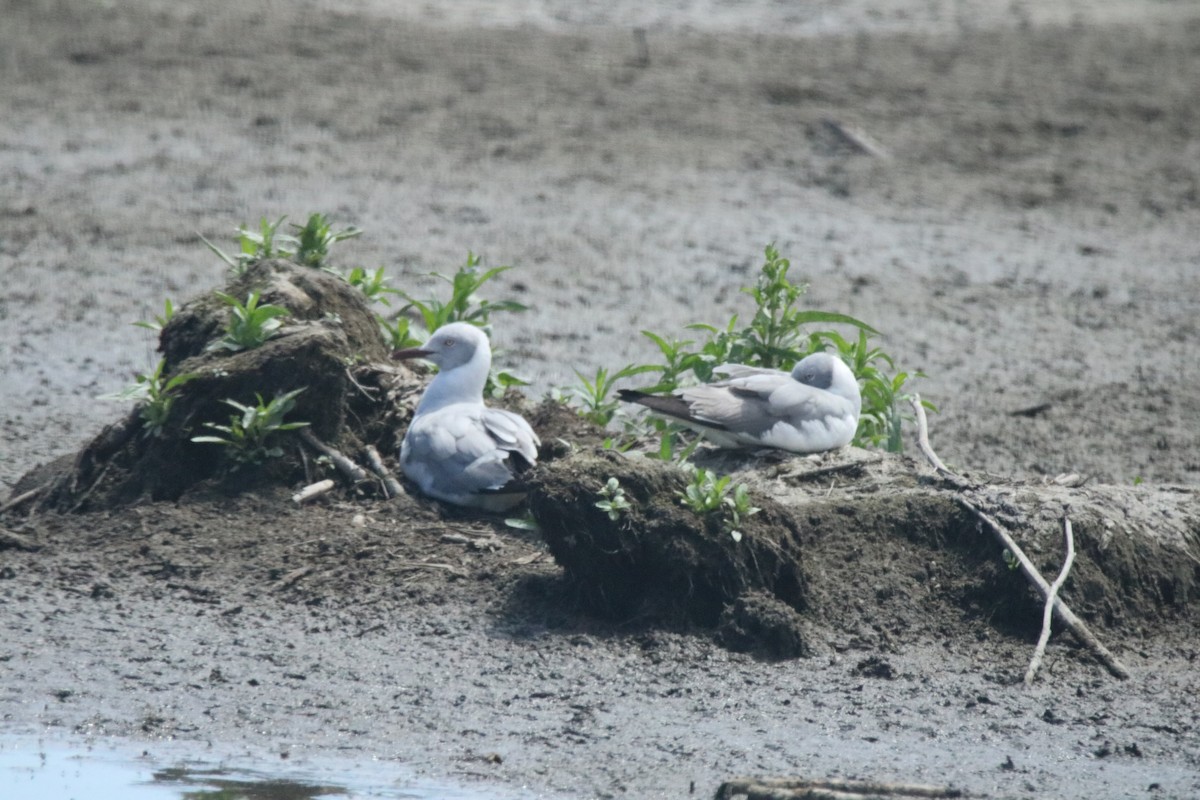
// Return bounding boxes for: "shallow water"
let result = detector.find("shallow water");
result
[0,737,498,800]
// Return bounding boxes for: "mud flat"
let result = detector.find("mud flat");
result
[2,0,1199,797]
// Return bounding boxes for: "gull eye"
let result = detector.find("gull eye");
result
[443,337,456,348]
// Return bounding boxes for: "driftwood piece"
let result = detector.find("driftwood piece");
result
[299,429,369,485]
[716,776,962,800]
[909,396,1130,681]
[1025,516,1076,685]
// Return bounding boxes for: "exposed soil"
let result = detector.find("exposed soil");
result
[2,1,1200,798]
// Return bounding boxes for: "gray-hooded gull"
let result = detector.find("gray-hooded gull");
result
[393,322,540,510]
[618,351,861,453]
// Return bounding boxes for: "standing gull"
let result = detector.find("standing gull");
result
[618,352,861,453]
[393,323,539,510]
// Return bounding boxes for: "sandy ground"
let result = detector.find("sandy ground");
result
[2,0,1199,798]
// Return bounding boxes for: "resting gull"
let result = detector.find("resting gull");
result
[618,351,861,453]
[393,323,539,510]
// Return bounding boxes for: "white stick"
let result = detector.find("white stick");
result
[1025,516,1077,685]
[292,479,335,504]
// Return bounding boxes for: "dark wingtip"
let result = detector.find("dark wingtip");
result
[616,389,647,402]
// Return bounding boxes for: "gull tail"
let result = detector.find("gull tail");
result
[617,389,724,430]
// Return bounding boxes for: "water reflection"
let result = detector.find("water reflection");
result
[1,738,491,800]
[154,766,347,800]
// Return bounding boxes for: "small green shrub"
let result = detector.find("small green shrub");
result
[200,213,360,274]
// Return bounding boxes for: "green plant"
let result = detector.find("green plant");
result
[678,467,733,514]
[346,266,400,306]
[486,368,531,400]
[102,358,199,438]
[394,252,528,336]
[292,213,362,268]
[379,315,422,350]
[594,477,633,521]
[200,213,361,274]
[133,298,176,332]
[209,290,290,352]
[724,483,761,542]
[570,364,660,427]
[201,216,292,275]
[191,388,310,465]
[677,466,759,541]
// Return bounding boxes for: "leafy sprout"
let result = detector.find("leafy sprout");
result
[569,364,660,428]
[394,252,528,337]
[101,358,199,438]
[133,298,176,332]
[384,252,530,396]
[191,388,310,465]
[292,213,362,268]
[346,266,400,306]
[594,477,633,521]
[201,216,292,275]
[209,290,290,353]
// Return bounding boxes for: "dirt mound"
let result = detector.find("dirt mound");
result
[525,446,1200,660]
[17,260,411,510]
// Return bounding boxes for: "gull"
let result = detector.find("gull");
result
[392,323,540,511]
[618,352,861,453]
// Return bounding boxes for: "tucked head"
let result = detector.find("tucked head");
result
[790,352,838,389]
[393,322,490,370]
[791,351,859,403]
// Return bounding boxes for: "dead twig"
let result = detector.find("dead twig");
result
[364,444,404,499]
[0,485,45,514]
[820,117,892,159]
[1025,515,1076,685]
[0,527,40,551]
[909,395,954,479]
[299,429,369,485]
[272,565,314,590]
